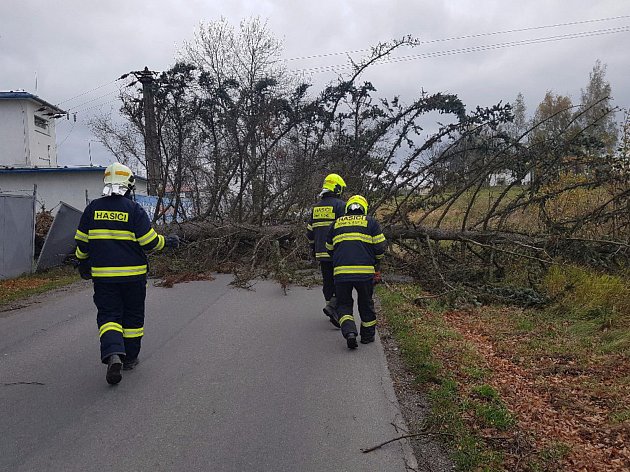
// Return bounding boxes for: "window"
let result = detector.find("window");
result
[34,115,49,131]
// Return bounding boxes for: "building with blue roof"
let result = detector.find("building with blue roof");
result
[0,91,146,213]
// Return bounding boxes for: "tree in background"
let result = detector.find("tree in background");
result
[577,60,618,155]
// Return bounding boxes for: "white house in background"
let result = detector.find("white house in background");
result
[0,91,65,167]
[0,91,147,213]
[489,170,532,187]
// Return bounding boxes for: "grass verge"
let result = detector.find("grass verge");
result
[0,265,80,308]
[378,281,629,471]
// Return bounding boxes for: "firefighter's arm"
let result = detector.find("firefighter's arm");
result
[371,220,386,285]
[134,205,165,252]
[73,208,92,279]
[306,221,315,257]
[74,208,91,262]
[371,220,387,261]
[325,223,336,255]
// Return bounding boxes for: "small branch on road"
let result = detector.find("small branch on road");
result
[3,381,45,386]
[361,430,454,453]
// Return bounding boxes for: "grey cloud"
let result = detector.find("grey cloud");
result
[1,0,628,166]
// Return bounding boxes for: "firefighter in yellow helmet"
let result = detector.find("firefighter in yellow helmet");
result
[306,173,346,327]
[74,162,179,385]
[325,195,386,348]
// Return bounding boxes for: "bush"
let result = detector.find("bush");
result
[544,265,630,329]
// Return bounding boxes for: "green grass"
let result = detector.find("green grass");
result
[378,284,509,471]
[0,265,79,307]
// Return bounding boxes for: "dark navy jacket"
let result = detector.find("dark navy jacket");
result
[306,193,346,261]
[325,214,386,282]
[74,195,165,283]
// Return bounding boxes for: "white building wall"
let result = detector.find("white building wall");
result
[0,101,28,167]
[26,101,58,167]
[0,98,59,168]
[0,170,147,214]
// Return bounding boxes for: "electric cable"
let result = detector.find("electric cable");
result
[285,14,630,62]
[65,87,122,112]
[297,25,630,74]
[55,78,122,106]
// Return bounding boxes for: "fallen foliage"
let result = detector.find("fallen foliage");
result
[444,308,630,471]
[379,283,629,471]
[154,272,216,288]
[0,266,79,307]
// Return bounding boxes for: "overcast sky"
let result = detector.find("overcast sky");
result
[1,0,628,168]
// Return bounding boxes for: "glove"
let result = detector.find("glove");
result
[164,234,180,249]
[373,271,382,285]
[78,260,92,280]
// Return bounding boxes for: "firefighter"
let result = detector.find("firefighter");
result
[306,173,347,327]
[74,162,179,385]
[325,195,386,349]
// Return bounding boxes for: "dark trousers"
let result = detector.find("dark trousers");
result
[320,261,335,301]
[93,280,146,363]
[335,281,376,338]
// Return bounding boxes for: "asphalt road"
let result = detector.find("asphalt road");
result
[0,275,418,471]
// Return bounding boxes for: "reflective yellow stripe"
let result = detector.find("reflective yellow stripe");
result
[91,265,147,277]
[75,246,89,260]
[311,221,333,228]
[88,229,136,241]
[373,233,386,244]
[99,322,123,337]
[362,320,377,327]
[306,224,313,231]
[123,327,144,338]
[153,234,165,251]
[332,232,373,245]
[334,265,375,276]
[315,252,330,258]
[325,243,334,251]
[375,254,385,260]
[338,315,354,325]
[74,230,88,243]
[137,228,158,246]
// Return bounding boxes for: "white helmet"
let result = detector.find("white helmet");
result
[102,162,135,196]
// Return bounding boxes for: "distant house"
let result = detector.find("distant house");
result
[488,170,532,187]
[0,91,146,213]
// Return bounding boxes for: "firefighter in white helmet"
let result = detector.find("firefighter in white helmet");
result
[74,162,179,385]
[306,173,347,327]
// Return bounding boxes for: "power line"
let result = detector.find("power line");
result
[297,25,630,74]
[65,86,123,112]
[56,121,76,148]
[54,78,122,106]
[74,97,121,114]
[286,14,630,62]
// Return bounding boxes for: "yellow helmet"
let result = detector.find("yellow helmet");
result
[102,162,135,196]
[345,195,368,215]
[322,173,346,196]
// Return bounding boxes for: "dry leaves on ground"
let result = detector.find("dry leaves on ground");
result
[443,309,630,471]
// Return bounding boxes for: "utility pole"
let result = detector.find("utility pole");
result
[129,67,161,196]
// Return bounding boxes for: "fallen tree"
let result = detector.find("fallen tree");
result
[153,218,630,304]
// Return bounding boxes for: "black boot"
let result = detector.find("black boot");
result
[323,297,341,328]
[106,354,123,385]
[346,333,358,349]
[123,358,139,371]
[360,335,375,344]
